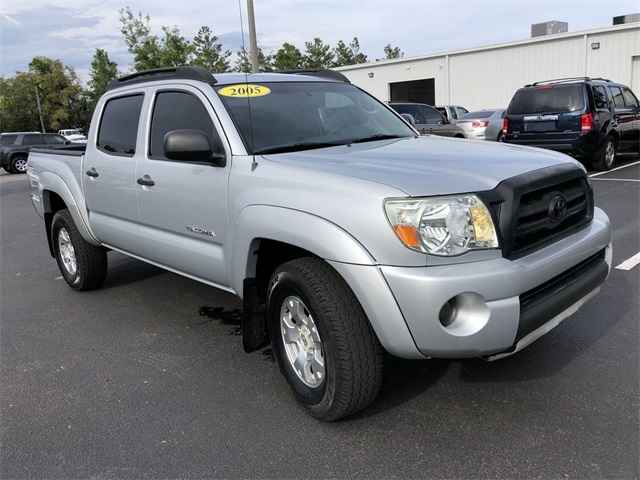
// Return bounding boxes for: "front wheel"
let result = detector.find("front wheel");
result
[591,136,617,171]
[51,209,108,291]
[267,257,383,421]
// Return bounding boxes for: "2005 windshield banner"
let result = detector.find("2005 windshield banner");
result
[218,85,271,98]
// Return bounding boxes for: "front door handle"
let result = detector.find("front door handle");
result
[137,176,155,187]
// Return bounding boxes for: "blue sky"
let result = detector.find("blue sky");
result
[1,0,638,83]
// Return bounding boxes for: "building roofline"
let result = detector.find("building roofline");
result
[335,22,639,72]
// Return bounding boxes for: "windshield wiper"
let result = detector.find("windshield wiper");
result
[349,134,411,144]
[254,142,342,155]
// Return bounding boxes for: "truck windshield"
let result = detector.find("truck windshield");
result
[215,81,415,155]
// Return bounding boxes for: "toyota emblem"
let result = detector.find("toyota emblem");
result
[548,194,567,223]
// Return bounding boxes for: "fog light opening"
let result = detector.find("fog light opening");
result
[439,298,458,327]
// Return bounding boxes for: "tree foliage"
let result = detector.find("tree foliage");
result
[193,26,232,72]
[234,46,273,73]
[379,44,404,61]
[272,43,304,71]
[333,37,368,66]
[87,49,118,107]
[303,38,334,69]
[0,57,85,132]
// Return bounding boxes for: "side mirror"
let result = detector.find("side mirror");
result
[164,129,226,167]
[400,113,416,126]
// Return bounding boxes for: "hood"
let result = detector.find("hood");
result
[262,136,578,196]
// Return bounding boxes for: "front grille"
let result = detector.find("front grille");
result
[478,164,594,260]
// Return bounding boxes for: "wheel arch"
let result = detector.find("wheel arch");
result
[232,205,377,353]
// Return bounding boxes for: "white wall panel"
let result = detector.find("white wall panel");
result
[338,24,640,112]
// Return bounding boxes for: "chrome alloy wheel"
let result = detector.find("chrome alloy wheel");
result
[604,141,615,168]
[280,295,325,388]
[57,227,77,276]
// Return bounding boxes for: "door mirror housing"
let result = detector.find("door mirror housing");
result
[163,129,226,167]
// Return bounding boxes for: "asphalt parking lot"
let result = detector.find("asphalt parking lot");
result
[1,157,638,479]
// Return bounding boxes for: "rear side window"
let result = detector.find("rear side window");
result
[507,85,585,114]
[149,91,218,160]
[97,94,144,156]
[22,134,44,145]
[0,135,17,145]
[592,86,608,110]
[609,87,625,109]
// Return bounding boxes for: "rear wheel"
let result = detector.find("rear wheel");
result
[591,136,617,171]
[9,156,28,174]
[267,257,383,421]
[51,209,107,291]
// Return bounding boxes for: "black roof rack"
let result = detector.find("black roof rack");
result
[271,68,351,83]
[107,66,216,90]
[526,76,612,87]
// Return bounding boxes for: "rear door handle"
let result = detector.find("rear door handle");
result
[86,168,99,178]
[137,176,155,187]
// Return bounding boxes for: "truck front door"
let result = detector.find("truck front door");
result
[135,88,232,288]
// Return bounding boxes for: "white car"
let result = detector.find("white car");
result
[57,129,87,143]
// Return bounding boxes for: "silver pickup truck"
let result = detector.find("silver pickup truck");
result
[27,66,612,421]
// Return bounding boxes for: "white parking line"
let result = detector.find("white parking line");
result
[591,178,640,182]
[589,161,640,178]
[615,253,640,271]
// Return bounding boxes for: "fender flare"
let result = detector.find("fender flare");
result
[38,171,100,248]
[230,205,376,295]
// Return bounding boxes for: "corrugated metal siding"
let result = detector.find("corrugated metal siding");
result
[338,24,640,111]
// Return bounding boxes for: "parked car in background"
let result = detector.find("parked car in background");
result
[503,77,640,170]
[455,109,507,141]
[58,129,87,143]
[435,105,469,121]
[0,132,70,173]
[388,102,467,138]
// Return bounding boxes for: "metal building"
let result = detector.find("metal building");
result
[336,22,640,111]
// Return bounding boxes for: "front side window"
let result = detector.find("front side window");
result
[44,134,67,145]
[97,94,144,156]
[422,106,446,125]
[216,81,415,155]
[150,91,218,160]
[621,88,639,108]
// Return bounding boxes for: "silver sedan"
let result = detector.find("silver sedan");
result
[454,109,507,141]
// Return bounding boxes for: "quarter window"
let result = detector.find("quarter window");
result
[97,94,144,156]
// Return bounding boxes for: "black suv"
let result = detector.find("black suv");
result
[0,132,70,174]
[503,77,640,170]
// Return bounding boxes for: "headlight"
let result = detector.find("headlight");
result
[384,194,499,256]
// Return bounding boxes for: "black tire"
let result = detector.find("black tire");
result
[591,135,617,171]
[9,155,28,174]
[51,209,108,291]
[267,257,383,421]
[496,132,503,142]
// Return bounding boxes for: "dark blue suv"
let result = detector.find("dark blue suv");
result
[503,77,640,170]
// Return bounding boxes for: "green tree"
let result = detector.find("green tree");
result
[234,46,273,73]
[272,42,304,71]
[86,49,118,107]
[333,37,368,66]
[303,38,334,69]
[0,57,84,132]
[192,26,232,72]
[118,7,193,70]
[378,44,404,61]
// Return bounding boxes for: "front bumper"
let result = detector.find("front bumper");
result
[331,208,611,360]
